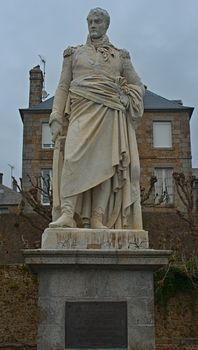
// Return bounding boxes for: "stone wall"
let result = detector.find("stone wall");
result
[143,210,198,257]
[0,265,197,350]
[156,291,198,347]
[0,265,38,349]
[0,214,43,264]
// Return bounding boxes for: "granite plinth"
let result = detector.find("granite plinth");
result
[24,247,171,350]
[24,227,171,350]
[41,227,149,250]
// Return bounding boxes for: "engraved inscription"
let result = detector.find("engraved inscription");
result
[65,301,127,348]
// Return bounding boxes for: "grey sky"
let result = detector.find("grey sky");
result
[0,0,198,187]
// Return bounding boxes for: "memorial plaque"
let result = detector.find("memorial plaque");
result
[65,301,127,349]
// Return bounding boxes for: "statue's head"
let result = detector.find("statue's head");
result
[87,8,110,39]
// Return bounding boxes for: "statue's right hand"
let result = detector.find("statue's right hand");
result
[50,121,62,142]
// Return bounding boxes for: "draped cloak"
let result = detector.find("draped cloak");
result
[50,37,144,228]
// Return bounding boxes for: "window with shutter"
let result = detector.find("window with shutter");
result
[41,168,52,205]
[154,168,174,204]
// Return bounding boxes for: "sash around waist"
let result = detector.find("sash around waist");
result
[69,75,126,111]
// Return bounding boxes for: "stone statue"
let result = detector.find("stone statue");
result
[49,8,145,230]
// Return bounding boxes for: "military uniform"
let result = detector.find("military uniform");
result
[50,35,144,229]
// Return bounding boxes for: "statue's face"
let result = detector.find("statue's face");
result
[87,13,108,39]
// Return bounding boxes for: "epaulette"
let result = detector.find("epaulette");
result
[63,46,75,57]
[120,49,131,59]
[63,45,83,58]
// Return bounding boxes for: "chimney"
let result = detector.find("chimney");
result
[0,173,3,185]
[29,65,44,107]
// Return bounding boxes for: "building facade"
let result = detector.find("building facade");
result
[19,66,194,212]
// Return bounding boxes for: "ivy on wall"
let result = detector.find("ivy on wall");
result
[155,257,198,307]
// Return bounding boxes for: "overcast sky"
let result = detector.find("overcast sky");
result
[0,0,198,187]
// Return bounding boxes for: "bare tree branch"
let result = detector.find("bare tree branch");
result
[141,175,157,205]
[173,172,197,231]
[13,176,52,231]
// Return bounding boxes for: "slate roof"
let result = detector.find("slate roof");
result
[31,96,54,110]
[143,90,193,112]
[0,184,21,206]
[19,89,194,117]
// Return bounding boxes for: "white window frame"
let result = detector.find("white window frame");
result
[42,123,54,149]
[154,168,174,205]
[41,169,52,205]
[153,121,172,148]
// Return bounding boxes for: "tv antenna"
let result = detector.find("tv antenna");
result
[38,55,49,100]
[8,163,14,187]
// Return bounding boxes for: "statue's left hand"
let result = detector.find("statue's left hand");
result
[120,92,129,108]
[50,120,62,142]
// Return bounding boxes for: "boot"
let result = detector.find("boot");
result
[90,208,107,229]
[49,195,77,228]
[49,213,75,228]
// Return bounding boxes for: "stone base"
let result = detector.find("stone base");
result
[24,247,171,350]
[41,227,149,250]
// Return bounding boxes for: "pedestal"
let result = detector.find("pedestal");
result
[42,227,149,250]
[24,229,171,350]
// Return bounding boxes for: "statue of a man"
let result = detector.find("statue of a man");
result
[49,8,145,229]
